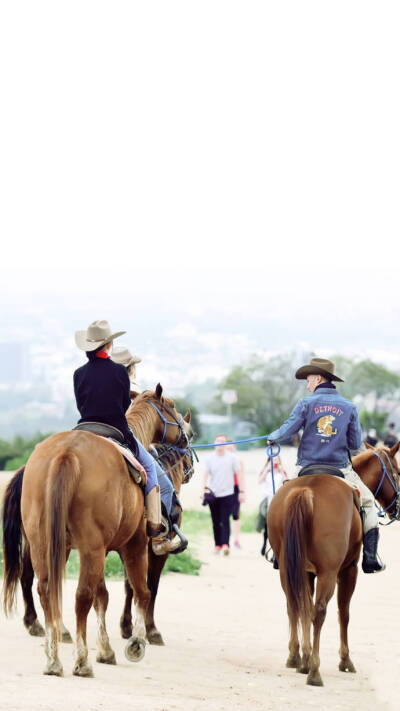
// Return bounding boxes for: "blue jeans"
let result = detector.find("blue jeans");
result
[135,439,174,513]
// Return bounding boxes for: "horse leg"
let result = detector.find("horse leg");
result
[285,600,301,669]
[37,575,63,677]
[298,573,315,674]
[73,549,105,677]
[120,574,134,639]
[146,547,168,645]
[58,547,73,643]
[337,564,358,673]
[94,577,116,665]
[307,572,336,687]
[21,544,45,637]
[120,528,150,663]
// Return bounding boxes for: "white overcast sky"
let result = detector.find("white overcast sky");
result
[1,2,399,353]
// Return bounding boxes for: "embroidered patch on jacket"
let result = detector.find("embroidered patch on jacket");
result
[316,415,338,437]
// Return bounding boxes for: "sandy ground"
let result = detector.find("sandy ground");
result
[1,448,399,711]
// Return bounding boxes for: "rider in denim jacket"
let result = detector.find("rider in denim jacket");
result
[266,357,385,574]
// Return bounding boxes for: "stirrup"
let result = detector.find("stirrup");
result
[152,525,188,556]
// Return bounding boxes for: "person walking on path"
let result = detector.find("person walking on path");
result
[202,434,242,555]
[227,443,246,549]
[264,357,385,574]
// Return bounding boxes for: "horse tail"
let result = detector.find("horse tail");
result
[45,451,80,627]
[282,487,314,627]
[2,466,25,615]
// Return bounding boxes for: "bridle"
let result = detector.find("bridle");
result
[147,399,189,447]
[153,443,196,484]
[372,450,400,525]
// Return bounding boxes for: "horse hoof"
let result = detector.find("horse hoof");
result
[28,620,45,637]
[307,671,323,686]
[339,659,356,673]
[73,663,94,678]
[286,653,301,669]
[297,665,310,675]
[147,630,165,646]
[124,637,146,663]
[62,630,73,644]
[120,625,133,640]
[44,661,63,676]
[97,651,117,665]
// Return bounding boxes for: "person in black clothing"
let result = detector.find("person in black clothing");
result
[74,320,163,538]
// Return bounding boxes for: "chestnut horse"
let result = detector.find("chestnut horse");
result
[120,442,195,644]
[2,385,192,677]
[267,442,400,687]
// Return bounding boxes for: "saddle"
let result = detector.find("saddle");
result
[73,422,144,487]
[298,463,360,511]
[298,464,344,478]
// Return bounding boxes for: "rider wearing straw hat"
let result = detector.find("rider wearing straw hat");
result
[111,344,187,555]
[73,320,164,539]
[265,357,385,574]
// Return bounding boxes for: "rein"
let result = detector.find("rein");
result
[372,450,400,525]
[153,443,195,484]
[148,401,188,446]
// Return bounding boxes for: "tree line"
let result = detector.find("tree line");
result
[211,353,400,438]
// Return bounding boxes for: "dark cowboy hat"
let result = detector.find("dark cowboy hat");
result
[295,357,344,382]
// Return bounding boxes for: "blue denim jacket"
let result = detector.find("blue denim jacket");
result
[267,388,362,468]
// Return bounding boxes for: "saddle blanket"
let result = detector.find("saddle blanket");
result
[100,437,147,487]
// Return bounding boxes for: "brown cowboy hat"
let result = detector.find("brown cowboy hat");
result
[75,320,126,351]
[295,357,344,382]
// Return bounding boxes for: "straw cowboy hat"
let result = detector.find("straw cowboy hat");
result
[295,357,344,382]
[75,320,126,351]
[111,346,142,367]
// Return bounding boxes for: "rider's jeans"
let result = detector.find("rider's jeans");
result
[136,439,173,512]
[341,465,378,533]
[294,463,378,533]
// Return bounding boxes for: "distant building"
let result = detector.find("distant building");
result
[198,413,258,444]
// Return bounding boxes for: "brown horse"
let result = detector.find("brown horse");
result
[2,385,192,677]
[120,442,195,644]
[267,442,400,687]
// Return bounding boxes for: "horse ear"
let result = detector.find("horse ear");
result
[389,440,400,457]
[155,383,163,400]
[364,440,375,450]
[184,409,192,423]
[130,390,140,400]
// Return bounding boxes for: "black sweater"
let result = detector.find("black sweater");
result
[73,357,138,455]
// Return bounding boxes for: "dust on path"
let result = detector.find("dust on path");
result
[1,527,399,711]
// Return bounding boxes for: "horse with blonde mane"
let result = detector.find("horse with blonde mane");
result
[267,441,400,687]
[2,385,192,677]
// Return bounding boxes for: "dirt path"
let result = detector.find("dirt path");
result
[1,525,398,711]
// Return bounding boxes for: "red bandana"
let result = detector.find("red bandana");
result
[96,350,109,359]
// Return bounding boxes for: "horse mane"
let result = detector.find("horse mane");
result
[126,392,158,449]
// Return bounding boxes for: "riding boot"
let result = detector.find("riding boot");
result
[362,527,386,573]
[145,485,167,538]
[152,492,188,556]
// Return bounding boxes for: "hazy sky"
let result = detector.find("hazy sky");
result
[1,2,399,370]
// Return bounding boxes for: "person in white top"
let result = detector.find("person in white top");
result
[227,443,246,549]
[202,434,242,555]
[258,455,288,508]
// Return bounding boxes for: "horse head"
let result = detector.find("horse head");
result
[129,384,193,447]
[355,441,400,520]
